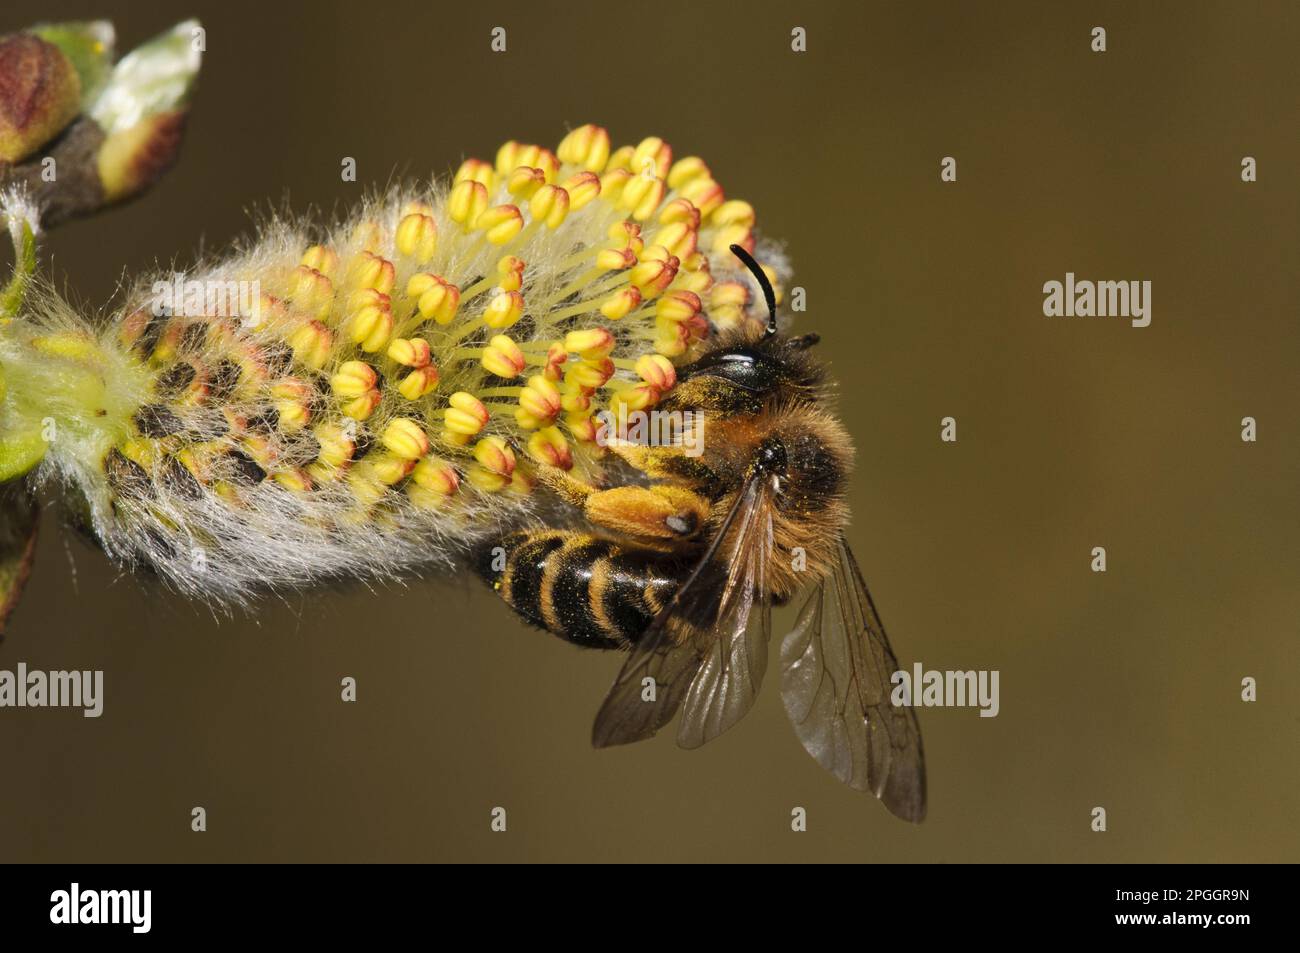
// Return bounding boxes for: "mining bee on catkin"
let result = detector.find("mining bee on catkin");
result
[2,119,923,818]
[476,246,926,821]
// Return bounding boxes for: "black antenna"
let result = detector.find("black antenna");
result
[729,243,777,336]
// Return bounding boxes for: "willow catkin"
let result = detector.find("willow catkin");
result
[0,126,789,605]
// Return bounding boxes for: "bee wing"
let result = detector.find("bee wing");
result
[591,474,774,750]
[779,539,927,821]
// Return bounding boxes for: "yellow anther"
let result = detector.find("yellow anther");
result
[300,245,338,276]
[656,290,702,323]
[682,251,711,273]
[387,337,431,368]
[710,281,749,311]
[529,184,570,229]
[518,375,562,426]
[330,360,378,398]
[253,293,288,329]
[631,136,672,180]
[494,140,527,175]
[473,435,516,477]
[371,453,417,486]
[608,220,642,245]
[274,469,313,493]
[713,199,756,228]
[636,353,676,392]
[346,464,387,507]
[557,124,611,173]
[481,334,526,378]
[397,365,440,400]
[496,255,525,292]
[412,457,460,496]
[506,166,546,199]
[406,272,439,298]
[658,197,700,228]
[287,320,333,370]
[241,434,274,469]
[483,290,525,329]
[542,343,567,381]
[275,400,311,432]
[595,246,636,272]
[534,149,561,183]
[564,327,615,359]
[340,389,382,420]
[629,246,679,297]
[454,158,495,189]
[654,327,689,357]
[444,391,489,435]
[609,381,658,414]
[508,469,537,497]
[395,212,438,263]
[600,286,642,320]
[561,171,601,210]
[598,167,632,205]
[679,268,714,295]
[654,220,697,259]
[565,358,613,390]
[564,411,599,444]
[413,277,461,325]
[560,382,592,413]
[466,465,509,493]
[711,223,753,256]
[349,252,396,294]
[477,204,524,245]
[382,418,431,460]
[348,286,388,311]
[289,265,334,321]
[448,179,489,228]
[679,176,724,218]
[605,145,634,172]
[667,156,710,190]
[527,426,572,471]
[314,424,356,467]
[348,297,394,352]
[620,173,665,221]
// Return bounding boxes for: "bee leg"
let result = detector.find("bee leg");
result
[530,463,599,507]
[530,464,707,542]
[473,530,682,650]
[582,484,709,542]
[603,439,721,487]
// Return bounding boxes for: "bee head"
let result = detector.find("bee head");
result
[664,245,826,414]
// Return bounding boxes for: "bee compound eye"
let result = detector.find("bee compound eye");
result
[758,438,787,474]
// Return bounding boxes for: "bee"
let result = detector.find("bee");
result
[475,246,926,821]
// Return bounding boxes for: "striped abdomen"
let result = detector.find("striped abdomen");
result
[474,530,687,649]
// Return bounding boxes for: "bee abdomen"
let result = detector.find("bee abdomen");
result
[475,531,684,650]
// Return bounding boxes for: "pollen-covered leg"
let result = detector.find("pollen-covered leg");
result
[528,463,704,541]
[582,484,708,542]
[473,529,685,649]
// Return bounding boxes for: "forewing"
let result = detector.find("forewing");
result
[676,497,772,749]
[779,539,927,821]
[592,476,774,750]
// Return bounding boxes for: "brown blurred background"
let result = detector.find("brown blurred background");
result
[1,0,1296,863]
